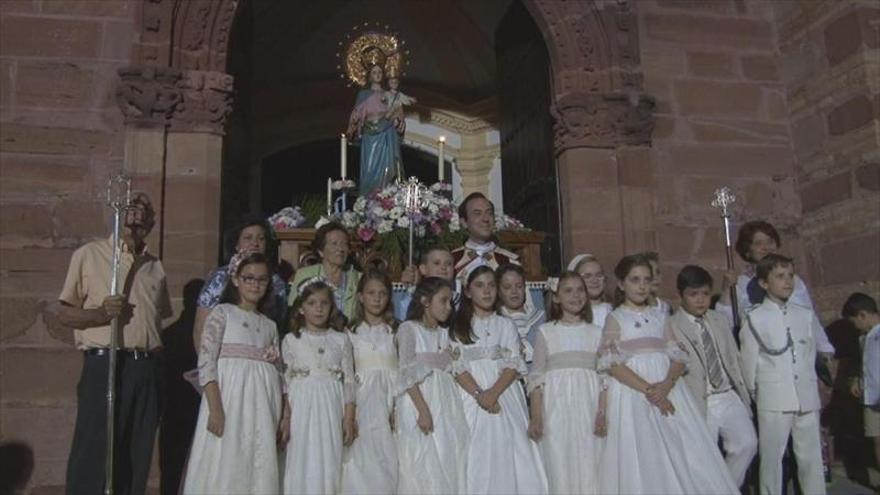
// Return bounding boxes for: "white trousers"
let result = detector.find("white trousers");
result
[706,390,758,486]
[756,409,825,495]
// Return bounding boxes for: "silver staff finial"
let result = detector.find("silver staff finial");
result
[711,187,736,217]
[106,175,132,212]
[400,176,427,213]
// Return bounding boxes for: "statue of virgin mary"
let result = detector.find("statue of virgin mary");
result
[344,34,406,196]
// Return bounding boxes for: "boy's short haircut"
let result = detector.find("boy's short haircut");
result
[457,192,495,221]
[676,265,714,295]
[755,253,794,282]
[418,245,451,265]
[842,292,879,317]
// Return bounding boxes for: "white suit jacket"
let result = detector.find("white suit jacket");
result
[668,308,750,417]
[740,299,821,412]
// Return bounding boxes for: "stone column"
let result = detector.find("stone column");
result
[551,91,655,266]
[116,66,233,311]
[455,132,498,198]
[164,70,233,305]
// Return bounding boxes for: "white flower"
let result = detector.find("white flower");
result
[315,216,331,229]
[397,216,410,228]
[377,220,393,234]
[371,206,385,217]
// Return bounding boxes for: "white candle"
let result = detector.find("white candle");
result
[438,136,446,182]
[340,133,347,180]
[327,178,333,215]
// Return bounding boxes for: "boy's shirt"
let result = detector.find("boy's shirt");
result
[864,323,880,407]
[740,298,821,412]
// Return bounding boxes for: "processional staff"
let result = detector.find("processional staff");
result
[711,187,740,330]
[104,175,132,495]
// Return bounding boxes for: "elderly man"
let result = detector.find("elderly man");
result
[57,192,172,495]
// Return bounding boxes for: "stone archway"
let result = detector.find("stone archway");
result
[116,0,654,300]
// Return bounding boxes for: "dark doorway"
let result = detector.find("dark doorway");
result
[261,141,444,216]
[496,0,560,274]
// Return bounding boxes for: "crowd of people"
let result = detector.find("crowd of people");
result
[56,191,879,495]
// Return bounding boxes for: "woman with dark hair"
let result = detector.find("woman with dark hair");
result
[193,215,288,352]
[287,222,362,321]
[717,220,833,353]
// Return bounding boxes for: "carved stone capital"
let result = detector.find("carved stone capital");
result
[116,66,183,127]
[169,70,235,135]
[550,91,655,152]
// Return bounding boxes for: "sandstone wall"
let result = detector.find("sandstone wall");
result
[773,0,880,322]
[0,1,137,491]
[638,0,807,300]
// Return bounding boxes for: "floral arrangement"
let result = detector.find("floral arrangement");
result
[495,212,530,232]
[268,206,306,230]
[271,182,530,261]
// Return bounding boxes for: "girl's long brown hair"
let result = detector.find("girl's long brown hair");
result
[612,254,654,308]
[547,271,593,323]
[451,265,496,345]
[288,280,346,337]
[349,269,397,332]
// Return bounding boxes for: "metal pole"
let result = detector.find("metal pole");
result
[711,187,740,330]
[104,176,131,495]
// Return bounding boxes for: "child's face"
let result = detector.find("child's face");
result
[358,278,389,318]
[466,272,497,313]
[648,260,661,295]
[388,78,399,90]
[419,249,454,281]
[300,290,332,329]
[847,312,875,333]
[498,271,525,311]
[758,264,795,302]
[577,260,606,300]
[748,231,778,262]
[233,262,270,306]
[619,265,652,306]
[553,276,588,316]
[423,286,453,325]
[680,286,712,317]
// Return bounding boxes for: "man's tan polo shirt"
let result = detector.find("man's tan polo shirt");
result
[59,237,172,351]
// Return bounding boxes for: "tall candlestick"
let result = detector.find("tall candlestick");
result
[340,133,347,179]
[327,178,333,215]
[438,136,446,182]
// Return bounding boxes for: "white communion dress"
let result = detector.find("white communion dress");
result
[340,321,398,494]
[453,314,548,494]
[281,329,355,495]
[527,320,605,495]
[598,306,739,494]
[184,303,283,495]
[396,320,470,494]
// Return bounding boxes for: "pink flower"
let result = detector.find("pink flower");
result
[430,222,442,235]
[357,226,375,242]
[262,345,280,364]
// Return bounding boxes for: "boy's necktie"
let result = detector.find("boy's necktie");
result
[696,317,724,389]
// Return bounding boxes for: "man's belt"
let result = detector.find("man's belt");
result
[84,348,157,360]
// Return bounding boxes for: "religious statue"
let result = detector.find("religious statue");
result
[343,31,412,196]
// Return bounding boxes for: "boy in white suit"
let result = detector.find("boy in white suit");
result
[668,265,757,486]
[741,254,825,495]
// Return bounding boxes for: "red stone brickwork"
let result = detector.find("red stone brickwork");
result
[2,1,877,492]
[630,0,806,298]
[0,1,138,491]
[774,0,880,321]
